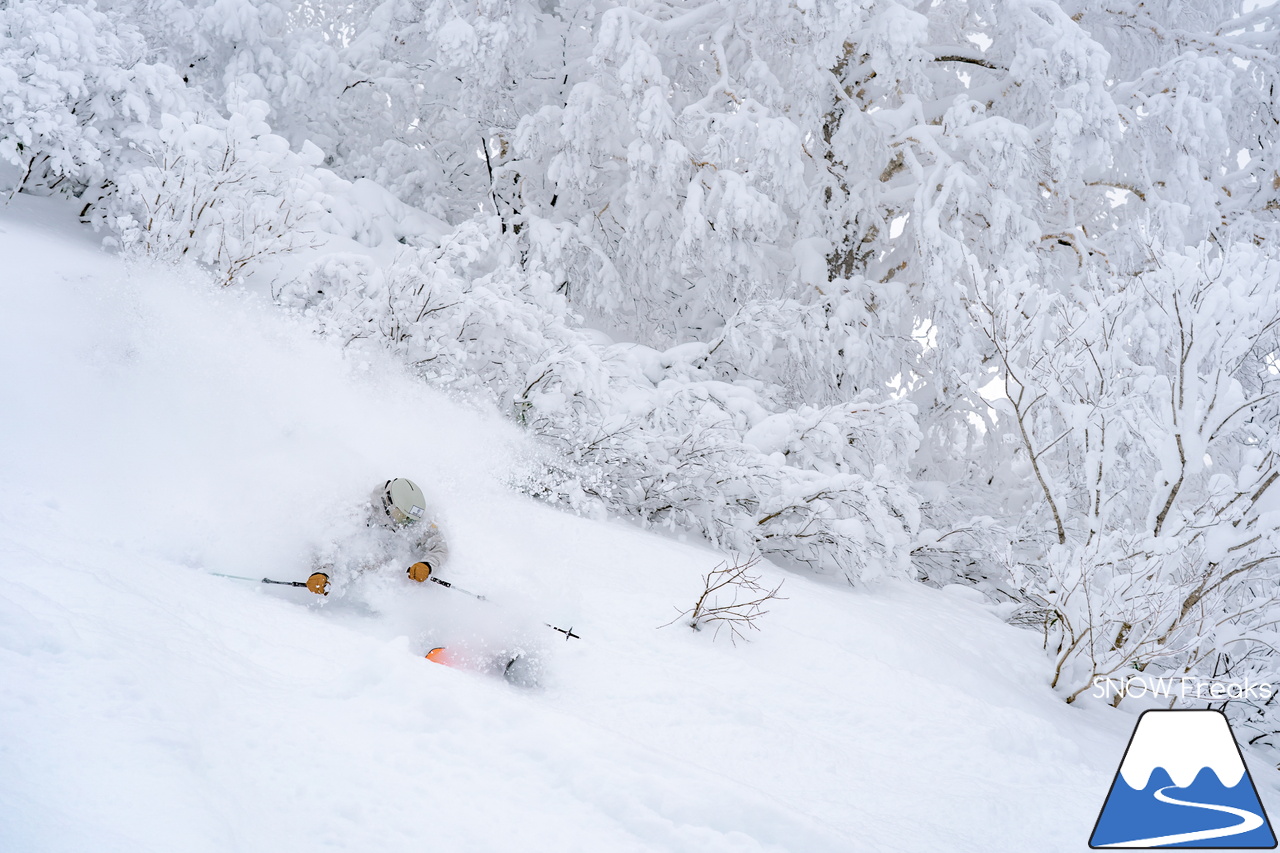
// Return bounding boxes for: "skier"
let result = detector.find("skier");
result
[306,477,449,595]
[298,478,544,684]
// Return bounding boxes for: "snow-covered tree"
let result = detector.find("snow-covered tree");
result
[977,243,1280,702]
[0,0,183,201]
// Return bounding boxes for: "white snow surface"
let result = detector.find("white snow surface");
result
[1118,711,1246,790]
[0,195,1271,852]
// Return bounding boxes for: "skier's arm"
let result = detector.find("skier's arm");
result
[413,520,449,569]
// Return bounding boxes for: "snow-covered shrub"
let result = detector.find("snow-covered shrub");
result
[540,376,920,582]
[277,218,604,405]
[0,1,332,285]
[976,243,1280,703]
[113,105,328,286]
[0,0,182,199]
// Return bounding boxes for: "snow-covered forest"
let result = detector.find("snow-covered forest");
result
[4,0,1280,849]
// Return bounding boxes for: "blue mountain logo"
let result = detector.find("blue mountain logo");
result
[1091,709,1277,848]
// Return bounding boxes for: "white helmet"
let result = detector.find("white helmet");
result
[372,478,427,524]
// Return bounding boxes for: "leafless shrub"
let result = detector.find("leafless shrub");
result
[664,554,786,644]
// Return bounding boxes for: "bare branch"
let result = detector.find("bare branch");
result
[663,554,787,645]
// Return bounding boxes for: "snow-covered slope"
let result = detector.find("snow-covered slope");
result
[0,196,1267,852]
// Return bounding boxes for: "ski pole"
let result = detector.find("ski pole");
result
[427,575,486,601]
[413,565,580,640]
[545,617,581,637]
[211,571,330,595]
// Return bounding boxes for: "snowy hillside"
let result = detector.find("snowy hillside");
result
[3,199,1269,852]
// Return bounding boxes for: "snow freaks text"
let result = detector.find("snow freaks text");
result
[1092,677,1275,702]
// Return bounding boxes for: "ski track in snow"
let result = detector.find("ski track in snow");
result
[1,194,1276,852]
